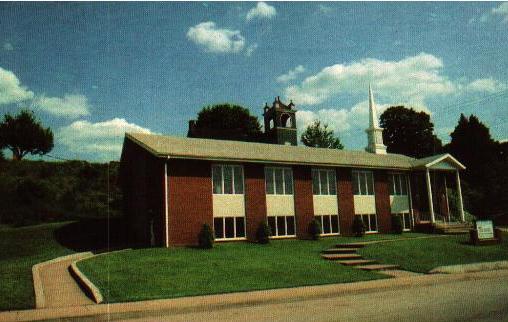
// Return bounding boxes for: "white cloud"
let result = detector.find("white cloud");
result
[187,21,245,54]
[33,94,91,118]
[276,65,305,83]
[0,66,34,105]
[480,3,508,24]
[246,2,277,21]
[297,108,351,134]
[58,118,152,160]
[245,43,258,57]
[285,53,455,106]
[317,4,332,14]
[465,78,508,93]
[3,42,13,51]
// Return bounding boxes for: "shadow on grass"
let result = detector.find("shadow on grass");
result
[54,217,131,253]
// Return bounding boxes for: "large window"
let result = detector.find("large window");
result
[214,217,246,240]
[265,167,293,195]
[352,170,374,195]
[389,173,408,196]
[396,212,413,231]
[316,215,340,235]
[212,165,244,194]
[312,169,337,195]
[267,215,295,237]
[357,214,377,232]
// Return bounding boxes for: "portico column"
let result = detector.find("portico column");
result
[425,169,435,223]
[455,170,465,222]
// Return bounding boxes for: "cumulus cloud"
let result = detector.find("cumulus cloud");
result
[276,65,305,83]
[3,42,14,51]
[245,43,258,57]
[187,21,245,54]
[481,2,508,24]
[33,94,91,118]
[465,78,508,93]
[285,53,455,106]
[297,108,351,134]
[58,118,152,160]
[246,2,277,21]
[0,66,34,105]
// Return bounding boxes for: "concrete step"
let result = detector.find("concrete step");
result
[321,248,359,254]
[356,264,400,271]
[335,243,366,249]
[321,253,363,260]
[337,259,378,266]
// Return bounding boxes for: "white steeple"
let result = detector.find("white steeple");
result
[365,84,387,154]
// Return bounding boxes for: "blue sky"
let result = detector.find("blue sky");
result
[1,2,507,161]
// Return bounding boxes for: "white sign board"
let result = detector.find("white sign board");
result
[476,220,494,240]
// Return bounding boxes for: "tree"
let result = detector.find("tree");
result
[0,110,54,161]
[380,106,442,158]
[188,104,263,142]
[0,149,4,162]
[300,120,344,149]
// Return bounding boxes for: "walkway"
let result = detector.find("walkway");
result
[36,253,95,308]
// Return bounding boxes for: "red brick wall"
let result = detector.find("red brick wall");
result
[374,170,391,233]
[293,166,314,239]
[337,168,354,236]
[167,159,213,246]
[244,163,267,242]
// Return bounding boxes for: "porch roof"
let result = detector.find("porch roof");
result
[410,153,466,170]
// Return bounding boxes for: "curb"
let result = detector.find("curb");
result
[69,262,103,304]
[429,260,508,274]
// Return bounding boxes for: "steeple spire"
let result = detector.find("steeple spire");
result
[365,84,387,154]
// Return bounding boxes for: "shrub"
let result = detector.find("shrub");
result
[198,223,214,249]
[391,214,403,234]
[256,221,272,244]
[308,219,321,240]
[352,216,366,237]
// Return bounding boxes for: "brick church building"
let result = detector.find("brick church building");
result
[120,87,466,247]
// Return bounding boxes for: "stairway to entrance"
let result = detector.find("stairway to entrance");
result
[321,243,400,272]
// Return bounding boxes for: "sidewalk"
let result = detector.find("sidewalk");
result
[1,268,507,322]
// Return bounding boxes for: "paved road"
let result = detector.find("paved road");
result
[118,273,508,322]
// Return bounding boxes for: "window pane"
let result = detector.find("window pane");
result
[328,170,337,195]
[370,214,377,231]
[366,172,374,195]
[312,170,320,195]
[352,172,360,195]
[284,169,293,195]
[286,216,295,235]
[236,217,245,237]
[225,217,235,238]
[275,168,284,195]
[265,168,274,194]
[212,166,222,194]
[323,215,331,234]
[362,215,370,231]
[268,217,276,236]
[233,166,244,194]
[214,218,224,239]
[223,166,233,194]
[331,215,339,233]
[400,175,408,195]
[320,170,328,195]
[395,174,401,195]
[277,216,286,236]
[389,175,395,195]
[359,172,367,195]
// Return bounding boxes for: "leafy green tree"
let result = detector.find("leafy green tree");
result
[380,106,442,158]
[0,110,54,161]
[0,150,4,162]
[188,104,263,142]
[300,120,344,149]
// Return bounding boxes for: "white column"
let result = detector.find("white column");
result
[164,161,169,247]
[456,170,465,222]
[425,169,435,223]
[444,175,450,222]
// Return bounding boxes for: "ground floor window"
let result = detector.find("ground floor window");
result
[357,214,378,232]
[214,217,246,240]
[399,212,413,231]
[267,215,295,237]
[315,215,340,235]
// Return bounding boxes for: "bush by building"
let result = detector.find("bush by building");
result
[391,214,403,234]
[198,223,214,249]
[352,216,366,237]
[308,219,321,240]
[257,221,272,244]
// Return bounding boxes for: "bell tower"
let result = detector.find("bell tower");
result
[365,85,387,154]
[263,96,298,146]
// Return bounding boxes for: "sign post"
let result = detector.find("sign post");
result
[470,219,501,245]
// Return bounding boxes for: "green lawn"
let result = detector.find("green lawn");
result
[360,233,508,273]
[0,222,76,311]
[77,233,428,304]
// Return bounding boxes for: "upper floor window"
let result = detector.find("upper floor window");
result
[265,167,293,195]
[389,173,408,196]
[312,169,337,195]
[352,170,374,195]
[212,165,244,194]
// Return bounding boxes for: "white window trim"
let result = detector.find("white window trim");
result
[357,213,378,233]
[265,166,294,195]
[393,212,413,231]
[352,170,374,196]
[268,215,296,237]
[212,164,245,195]
[312,169,337,196]
[389,173,409,196]
[214,216,247,241]
[315,214,340,236]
